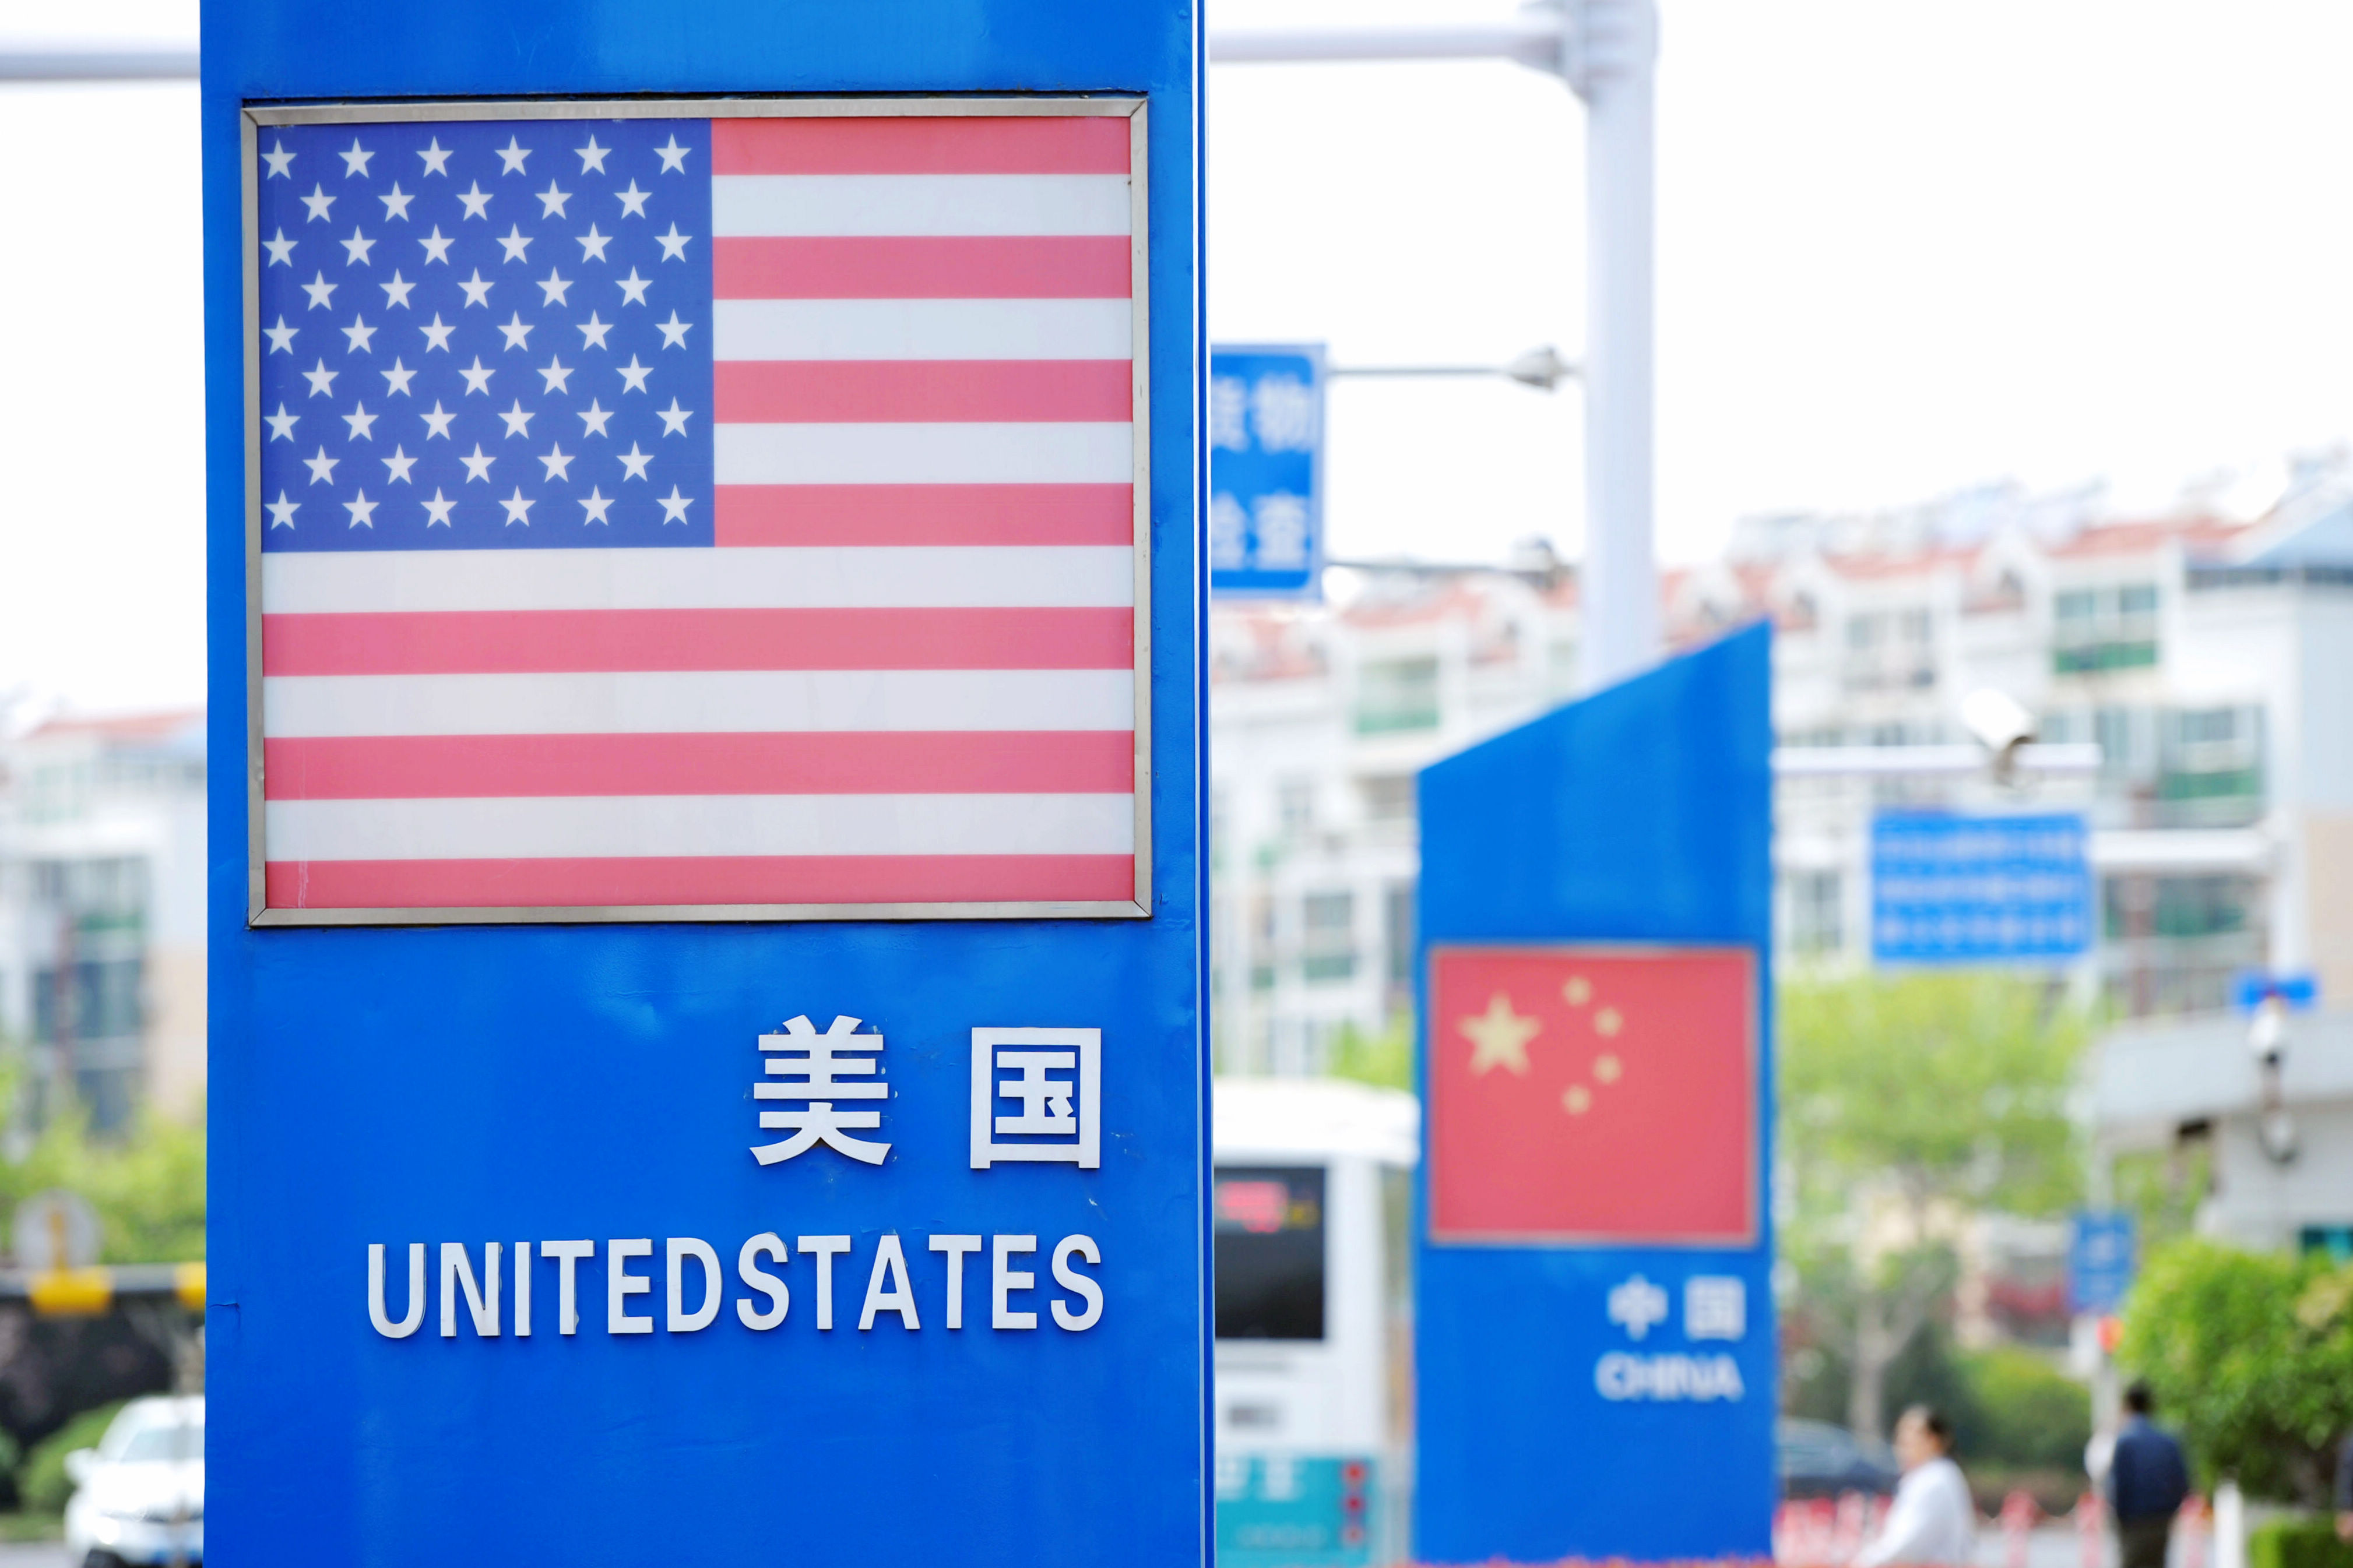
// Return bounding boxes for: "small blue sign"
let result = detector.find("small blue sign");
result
[1210,345,1324,598]
[2069,1210,2136,1315]
[1872,812,2091,964]
[2234,970,2319,1011]
[1215,1454,1377,1568]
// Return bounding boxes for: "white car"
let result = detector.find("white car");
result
[61,1395,203,1568]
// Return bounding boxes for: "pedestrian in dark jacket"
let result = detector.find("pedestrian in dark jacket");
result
[2109,1381,2190,1568]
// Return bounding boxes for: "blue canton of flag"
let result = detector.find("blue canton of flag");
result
[255,119,715,551]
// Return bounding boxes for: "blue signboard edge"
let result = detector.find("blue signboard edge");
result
[1409,626,1778,1563]
[201,5,1211,1565]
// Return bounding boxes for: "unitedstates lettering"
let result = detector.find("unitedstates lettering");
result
[367,1232,1103,1340]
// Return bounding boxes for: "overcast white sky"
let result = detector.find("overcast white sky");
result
[8,0,2353,713]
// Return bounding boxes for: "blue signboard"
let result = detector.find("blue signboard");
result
[1215,1454,1377,1568]
[205,7,1205,1566]
[1872,812,2092,964]
[2069,1211,2136,1315]
[1209,344,1324,597]
[1415,627,1776,1561]
[2235,970,2320,1010]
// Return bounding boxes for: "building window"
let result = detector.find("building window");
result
[1301,892,1356,983]
[1249,895,1277,992]
[1384,883,1415,992]
[1842,610,1935,693]
[1359,775,1415,824]
[1355,656,1440,735]
[1276,778,1316,838]
[1788,872,1842,957]
[2158,706,2263,826]
[2053,583,2159,674]
[31,959,146,1044]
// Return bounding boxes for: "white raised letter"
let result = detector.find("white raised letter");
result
[368,1242,426,1339]
[609,1238,653,1334]
[541,1239,593,1335]
[859,1234,921,1331]
[667,1237,722,1332]
[797,1235,852,1330]
[513,1241,532,1337]
[1051,1234,1103,1330]
[929,1234,981,1329]
[993,1234,1038,1329]
[441,1242,501,1338]
[736,1233,789,1330]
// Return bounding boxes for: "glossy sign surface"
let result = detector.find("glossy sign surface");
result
[1414,626,1774,1563]
[203,7,1204,1566]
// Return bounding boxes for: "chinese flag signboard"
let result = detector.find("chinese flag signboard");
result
[1427,945,1756,1245]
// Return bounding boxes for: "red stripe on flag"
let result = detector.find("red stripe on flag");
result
[261,607,1135,675]
[263,731,1137,799]
[714,484,1134,547]
[714,360,1130,424]
[711,117,1129,176]
[266,854,1138,909]
[713,236,1130,299]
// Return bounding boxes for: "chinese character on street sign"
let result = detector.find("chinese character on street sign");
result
[752,1015,890,1166]
[971,1027,1102,1168]
[248,112,1147,925]
[1872,812,2091,963]
[1427,946,1758,1244]
[1209,344,1323,598]
[1684,1277,1746,1341]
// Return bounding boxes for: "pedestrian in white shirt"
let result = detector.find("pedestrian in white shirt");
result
[1856,1405,1977,1567]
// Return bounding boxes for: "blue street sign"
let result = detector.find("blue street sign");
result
[1872,812,2092,964]
[2234,970,2319,1011]
[1415,627,1776,1561]
[2069,1211,2136,1316]
[205,8,1207,1566]
[1209,344,1324,597]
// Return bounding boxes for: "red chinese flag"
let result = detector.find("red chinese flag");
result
[1427,945,1758,1243]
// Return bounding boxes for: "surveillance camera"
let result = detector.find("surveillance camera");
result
[1961,688,2037,756]
[2249,996,2287,1066]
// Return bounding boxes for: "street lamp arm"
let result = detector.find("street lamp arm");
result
[1327,346,1581,391]
[0,44,199,82]
[1207,16,1566,73]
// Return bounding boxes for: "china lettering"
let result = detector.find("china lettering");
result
[364,1232,1105,1339]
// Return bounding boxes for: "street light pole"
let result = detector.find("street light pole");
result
[1565,0,1659,690]
[1211,0,1662,692]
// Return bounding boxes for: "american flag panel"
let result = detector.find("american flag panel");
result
[249,110,1146,920]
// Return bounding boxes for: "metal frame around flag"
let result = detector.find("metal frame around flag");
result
[238,96,1155,927]
[1421,939,1762,1249]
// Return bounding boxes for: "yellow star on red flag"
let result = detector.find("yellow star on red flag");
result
[1460,992,1540,1076]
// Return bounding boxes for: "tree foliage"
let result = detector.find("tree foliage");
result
[2120,1237,2353,1503]
[1778,972,2086,1437]
[1328,1017,1412,1093]
[1780,972,2085,1220]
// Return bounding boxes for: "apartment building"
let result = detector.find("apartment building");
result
[0,711,208,1129]
[1208,482,2353,1075]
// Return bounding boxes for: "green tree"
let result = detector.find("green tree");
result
[0,1052,205,1263]
[1328,1017,1412,1093]
[2120,1238,2353,1502]
[1779,972,2085,1439]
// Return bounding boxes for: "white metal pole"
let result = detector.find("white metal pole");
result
[1569,0,1660,691]
[1211,3,1663,691]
